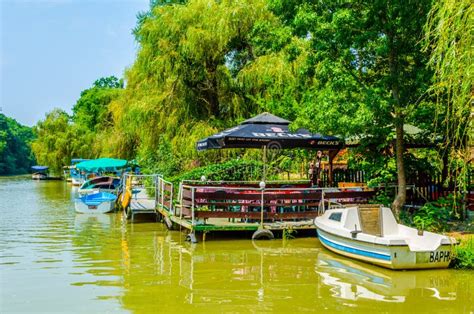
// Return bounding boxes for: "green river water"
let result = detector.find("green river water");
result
[0,177,472,313]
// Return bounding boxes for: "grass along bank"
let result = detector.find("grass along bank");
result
[449,234,474,270]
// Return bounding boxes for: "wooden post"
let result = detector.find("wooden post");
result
[328,150,339,187]
[161,179,165,210]
[179,182,184,219]
[263,145,267,181]
[260,188,265,228]
[191,187,195,226]
[171,184,174,215]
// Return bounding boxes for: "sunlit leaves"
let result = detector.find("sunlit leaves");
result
[424,0,473,189]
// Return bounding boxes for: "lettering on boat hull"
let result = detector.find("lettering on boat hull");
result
[429,251,451,263]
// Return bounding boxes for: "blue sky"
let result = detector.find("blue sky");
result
[1,0,149,126]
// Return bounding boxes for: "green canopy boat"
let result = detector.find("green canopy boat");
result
[75,158,128,172]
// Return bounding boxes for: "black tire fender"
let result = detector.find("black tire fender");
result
[252,229,274,240]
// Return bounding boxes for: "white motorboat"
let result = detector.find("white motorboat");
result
[78,176,121,195]
[315,205,457,270]
[32,172,48,180]
[71,174,84,186]
[31,166,49,180]
[75,192,117,214]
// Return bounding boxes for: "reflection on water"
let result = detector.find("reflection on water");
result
[0,177,473,313]
[316,252,458,303]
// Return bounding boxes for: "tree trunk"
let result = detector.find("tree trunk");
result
[386,24,406,220]
[392,113,406,219]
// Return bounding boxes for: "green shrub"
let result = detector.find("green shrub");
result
[412,194,461,232]
[399,209,413,226]
[451,236,474,269]
[169,159,271,185]
[413,202,451,232]
[370,190,392,207]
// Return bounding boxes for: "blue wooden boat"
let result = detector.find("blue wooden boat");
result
[75,192,117,214]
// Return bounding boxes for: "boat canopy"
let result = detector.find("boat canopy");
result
[31,166,48,172]
[71,158,89,164]
[75,158,128,172]
[197,112,343,151]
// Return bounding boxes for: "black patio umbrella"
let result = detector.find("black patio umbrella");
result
[197,112,343,151]
[196,113,344,232]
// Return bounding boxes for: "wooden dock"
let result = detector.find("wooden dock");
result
[155,179,376,242]
[120,175,376,242]
[122,174,160,221]
[129,196,156,221]
[156,207,316,233]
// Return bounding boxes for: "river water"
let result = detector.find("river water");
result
[0,177,472,313]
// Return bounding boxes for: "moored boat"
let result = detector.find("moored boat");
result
[32,172,48,180]
[78,176,121,195]
[71,175,84,186]
[75,192,117,214]
[69,159,90,186]
[74,158,129,189]
[31,166,49,180]
[63,166,72,182]
[314,204,457,270]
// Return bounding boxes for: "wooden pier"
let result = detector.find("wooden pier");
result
[122,174,160,222]
[155,178,376,242]
[120,175,376,241]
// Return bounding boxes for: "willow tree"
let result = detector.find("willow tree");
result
[272,0,434,216]
[110,0,299,174]
[424,0,473,190]
[32,78,123,172]
[31,109,74,172]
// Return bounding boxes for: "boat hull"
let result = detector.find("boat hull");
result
[78,188,116,195]
[71,177,84,186]
[317,229,453,270]
[75,200,115,214]
[32,173,47,180]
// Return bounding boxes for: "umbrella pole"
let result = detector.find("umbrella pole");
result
[263,145,267,181]
[260,145,267,229]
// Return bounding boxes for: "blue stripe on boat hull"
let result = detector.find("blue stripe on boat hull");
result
[318,230,391,262]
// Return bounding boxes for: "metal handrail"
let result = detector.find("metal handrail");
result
[122,173,161,202]
[157,176,174,213]
[177,183,375,226]
[180,184,369,193]
[181,179,310,185]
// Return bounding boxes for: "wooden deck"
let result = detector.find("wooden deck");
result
[129,198,156,221]
[128,189,157,221]
[152,180,378,242]
[156,206,316,232]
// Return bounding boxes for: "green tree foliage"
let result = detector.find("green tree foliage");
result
[31,77,124,172]
[424,0,473,190]
[0,114,35,175]
[31,109,73,173]
[73,81,123,132]
[269,0,436,215]
[110,0,299,173]
[93,76,124,89]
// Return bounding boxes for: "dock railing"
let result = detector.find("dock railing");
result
[177,181,377,227]
[157,176,174,214]
[121,173,161,213]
